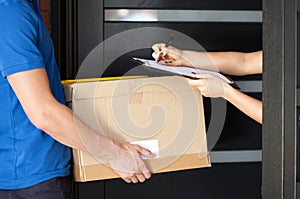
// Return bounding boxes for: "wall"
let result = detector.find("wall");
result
[39,0,51,31]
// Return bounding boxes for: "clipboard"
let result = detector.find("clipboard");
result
[133,57,239,88]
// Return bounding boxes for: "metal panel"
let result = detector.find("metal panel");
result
[283,0,297,197]
[105,163,262,199]
[105,10,262,23]
[236,81,262,92]
[104,0,262,10]
[104,23,262,52]
[262,0,285,197]
[77,0,104,68]
[297,183,300,197]
[210,150,262,163]
[262,0,297,198]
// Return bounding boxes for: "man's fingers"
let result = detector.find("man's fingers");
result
[122,177,132,183]
[142,170,152,180]
[131,176,139,184]
[136,173,146,183]
[122,171,151,183]
[132,146,153,180]
[133,144,155,158]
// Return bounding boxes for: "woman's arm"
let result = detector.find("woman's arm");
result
[152,44,262,76]
[203,51,262,75]
[188,74,262,124]
[224,83,262,124]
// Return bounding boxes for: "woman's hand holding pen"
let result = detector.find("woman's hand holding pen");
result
[152,43,219,72]
[152,43,189,66]
[152,43,229,99]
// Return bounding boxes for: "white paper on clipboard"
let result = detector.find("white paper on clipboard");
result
[133,57,233,84]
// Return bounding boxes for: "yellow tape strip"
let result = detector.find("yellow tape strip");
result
[61,76,147,86]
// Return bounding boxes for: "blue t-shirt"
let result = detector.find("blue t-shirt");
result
[0,0,71,189]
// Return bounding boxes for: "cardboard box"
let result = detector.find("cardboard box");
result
[64,76,211,182]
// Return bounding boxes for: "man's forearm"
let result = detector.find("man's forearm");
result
[38,100,119,161]
[39,101,97,152]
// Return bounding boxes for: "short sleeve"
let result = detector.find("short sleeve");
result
[0,2,45,77]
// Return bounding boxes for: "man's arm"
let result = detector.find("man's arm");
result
[7,68,153,183]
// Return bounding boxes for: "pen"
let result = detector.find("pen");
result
[157,34,174,63]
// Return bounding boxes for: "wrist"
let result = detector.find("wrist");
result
[97,136,120,163]
[181,50,193,67]
[222,83,232,100]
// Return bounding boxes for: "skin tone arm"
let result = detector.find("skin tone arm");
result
[152,43,262,76]
[188,74,262,124]
[152,44,262,124]
[7,68,154,183]
[225,83,262,124]
[204,51,262,75]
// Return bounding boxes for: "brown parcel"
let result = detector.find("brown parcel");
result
[63,76,211,182]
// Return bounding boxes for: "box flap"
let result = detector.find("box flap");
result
[72,76,196,100]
